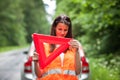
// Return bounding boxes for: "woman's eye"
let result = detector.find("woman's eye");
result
[64,29,68,31]
[58,28,62,31]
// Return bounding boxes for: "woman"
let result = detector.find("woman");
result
[33,14,82,80]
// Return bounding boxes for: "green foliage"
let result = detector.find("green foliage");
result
[0,44,29,53]
[89,54,120,80]
[0,0,50,46]
[55,0,120,55]
[0,0,26,46]
[55,1,120,79]
[78,0,120,54]
[22,0,50,43]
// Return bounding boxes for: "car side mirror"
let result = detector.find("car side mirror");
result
[23,51,28,54]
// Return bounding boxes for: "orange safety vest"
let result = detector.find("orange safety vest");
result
[36,43,78,80]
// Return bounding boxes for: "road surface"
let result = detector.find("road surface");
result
[0,48,28,80]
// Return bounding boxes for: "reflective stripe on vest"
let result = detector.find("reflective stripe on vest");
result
[64,70,76,76]
[42,69,76,77]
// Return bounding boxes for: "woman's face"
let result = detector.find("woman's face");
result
[55,23,69,38]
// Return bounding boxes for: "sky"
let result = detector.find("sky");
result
[42,0,56,23]
[43,0,56,15]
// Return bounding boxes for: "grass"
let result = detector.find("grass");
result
[89,56,120,80]
[0,44,30,53]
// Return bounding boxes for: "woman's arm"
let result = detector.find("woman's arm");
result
[69,40,82,75]
[33,52,42,78]
[75,49,81,75]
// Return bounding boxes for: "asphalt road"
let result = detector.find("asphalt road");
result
[0,48,28,80]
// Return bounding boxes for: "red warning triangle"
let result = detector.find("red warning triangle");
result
[32,33,71,69]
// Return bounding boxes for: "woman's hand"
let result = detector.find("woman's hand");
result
[69,39,81,75]
[32,52,39,62]
[68,39,81,50]
[32,52,43,77]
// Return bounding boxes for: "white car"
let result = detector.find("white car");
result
[21,42,90,80]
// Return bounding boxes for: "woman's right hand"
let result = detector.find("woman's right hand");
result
[32,52,43,77]
[32,52,39,62]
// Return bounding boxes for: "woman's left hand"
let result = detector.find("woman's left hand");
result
[68,39,81,50]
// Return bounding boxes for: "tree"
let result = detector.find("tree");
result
[0,0,26,46]
[23,0,50,43]
[55,0,120,54]
[0,0,50,46]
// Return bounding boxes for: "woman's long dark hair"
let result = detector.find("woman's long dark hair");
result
[49,14,73,52]
[50,14,72,38]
